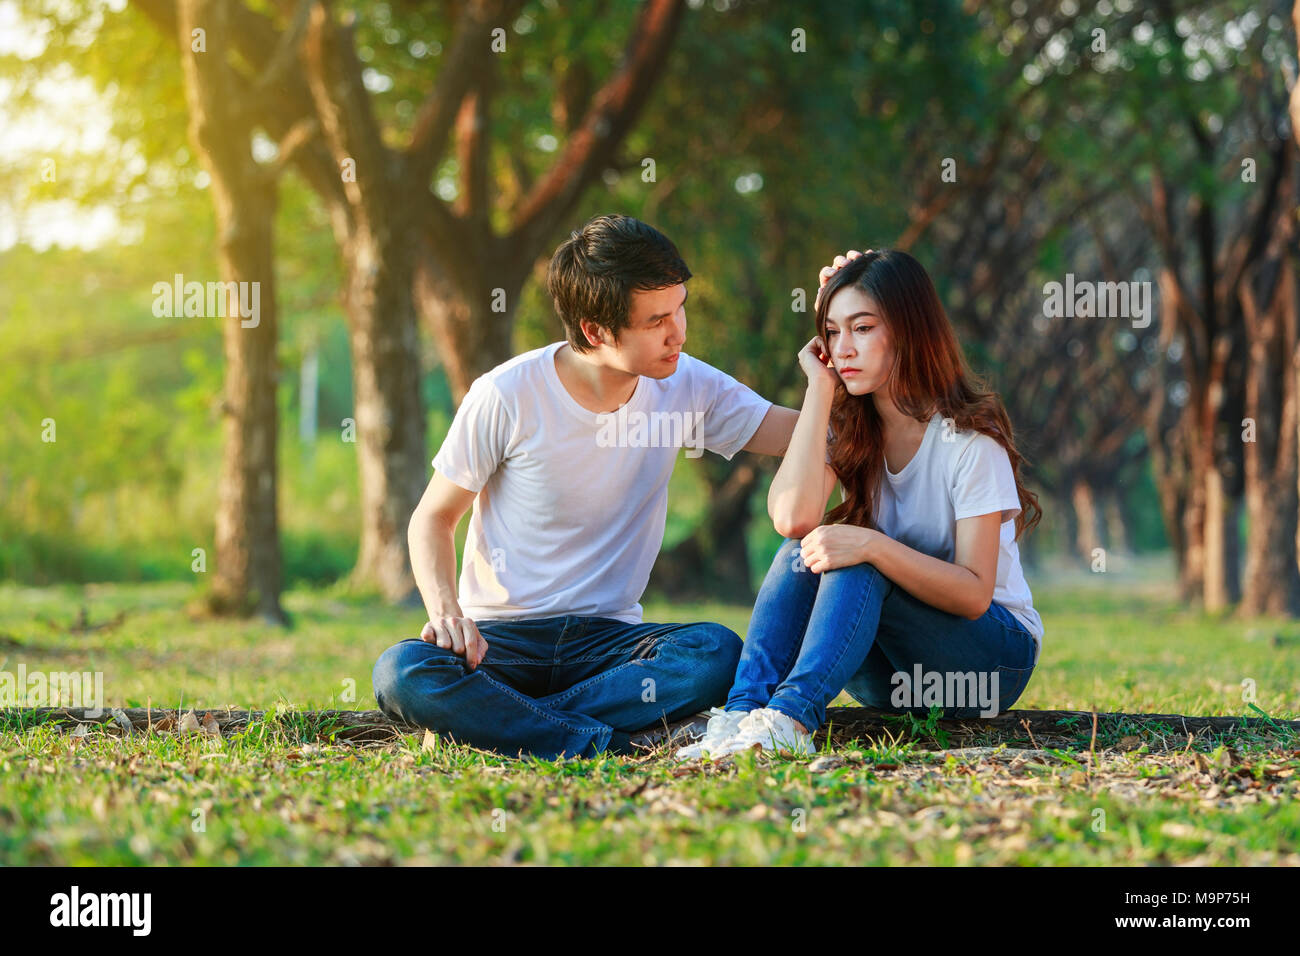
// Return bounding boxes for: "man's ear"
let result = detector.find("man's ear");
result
[579,318,607,348]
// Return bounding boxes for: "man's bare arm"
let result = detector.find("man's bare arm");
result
[408,471,488,669]
[741,404,801,456]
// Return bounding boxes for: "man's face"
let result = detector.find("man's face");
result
[592,283,688,378]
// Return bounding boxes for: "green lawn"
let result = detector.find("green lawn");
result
[1,557,1298,865]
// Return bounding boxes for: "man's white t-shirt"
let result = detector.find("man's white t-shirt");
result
[432,342,772,624]
[864,412,1044,663]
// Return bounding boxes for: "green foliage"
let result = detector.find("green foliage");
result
[0,0,1282,590]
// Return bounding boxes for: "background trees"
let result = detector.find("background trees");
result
[3,0,1296,623]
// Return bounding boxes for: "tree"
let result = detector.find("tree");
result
[174,0,296,622]
[133,0,688,601]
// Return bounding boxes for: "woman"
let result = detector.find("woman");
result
[677,248,1044,758]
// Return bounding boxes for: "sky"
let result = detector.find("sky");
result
[0,0,128,251]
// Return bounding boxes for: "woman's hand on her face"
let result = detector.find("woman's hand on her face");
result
[798,524,877,573]
[798,336,841,392]
[815,248,873,309]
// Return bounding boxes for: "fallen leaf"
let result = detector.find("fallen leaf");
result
[912,805,949,820]
[110,708,134,735]
[808,755,843,773]
[199,712,221,738]
[1118,735,1142,751]
[178,711,202,735]
[1160,821,1210,841]
[69,723,91,750]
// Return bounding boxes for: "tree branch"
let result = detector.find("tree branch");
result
[506,0,686,253]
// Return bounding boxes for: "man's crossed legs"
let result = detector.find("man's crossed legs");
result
[373,616,741,759]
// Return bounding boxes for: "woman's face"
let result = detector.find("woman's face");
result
[823,285,894,397]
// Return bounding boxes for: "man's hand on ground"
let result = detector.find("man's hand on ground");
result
[421,617,489,670]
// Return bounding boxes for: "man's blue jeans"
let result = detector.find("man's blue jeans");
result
[725,538,1038,732]
[372,616,741,759]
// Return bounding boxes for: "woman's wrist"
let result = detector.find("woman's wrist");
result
[857,527,880,565]
[804,378,837,406]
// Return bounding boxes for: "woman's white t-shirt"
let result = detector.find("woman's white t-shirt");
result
[857,413,1043,662]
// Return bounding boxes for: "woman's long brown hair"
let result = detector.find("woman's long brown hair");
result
[816,250,1042,540]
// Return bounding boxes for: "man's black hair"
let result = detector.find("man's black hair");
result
[546,215,692,353]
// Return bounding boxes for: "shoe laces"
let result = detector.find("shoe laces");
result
[738,707,785,738]
[704,708,743,737]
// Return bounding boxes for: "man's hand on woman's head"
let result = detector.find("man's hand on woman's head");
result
[815,248,873,309]
[421,617,489,670]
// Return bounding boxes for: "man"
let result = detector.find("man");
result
[372,214,799,758]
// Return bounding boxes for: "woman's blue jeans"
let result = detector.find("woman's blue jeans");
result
[725,538,1038,732]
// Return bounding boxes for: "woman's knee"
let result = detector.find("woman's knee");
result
[821,561,890,600]
[760,537,819,588]
[823,560,886,582]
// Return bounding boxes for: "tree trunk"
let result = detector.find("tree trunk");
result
[1203,463,1229,611]
[1103,489,1134,555]
[413,235,521,402]
[1207,327,1248,608]
[343,224,428,602]
[178,0,285,624]
[1240,216,1300,616]
[303,6,429,602]
[1145,267,1195,597]
[1181,404,1210,604]
[1070,478,1101,563]
[25,705,1300,749]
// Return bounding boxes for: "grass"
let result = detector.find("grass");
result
[1,554,1298,865]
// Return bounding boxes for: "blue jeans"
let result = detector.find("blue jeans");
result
[372,616,741,759]
[725,538,1038,732]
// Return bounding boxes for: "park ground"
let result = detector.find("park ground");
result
[1,555,1298,865]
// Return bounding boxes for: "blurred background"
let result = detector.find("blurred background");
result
[1,0,1296,631]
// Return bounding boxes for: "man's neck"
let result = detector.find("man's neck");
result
[554,342,640,414]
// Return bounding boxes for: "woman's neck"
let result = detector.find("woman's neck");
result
[872,385,931,439]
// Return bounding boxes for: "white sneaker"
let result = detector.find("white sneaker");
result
[712,707,816,757]
[673,707,752,759]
